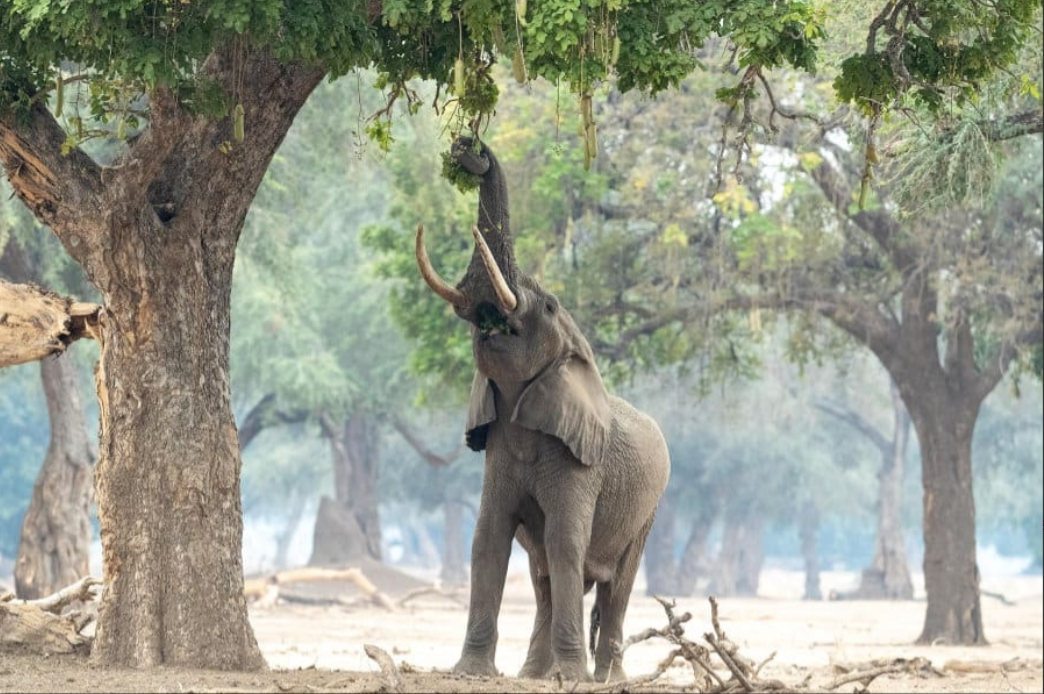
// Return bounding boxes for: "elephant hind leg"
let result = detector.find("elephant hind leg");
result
[592,520,654,682]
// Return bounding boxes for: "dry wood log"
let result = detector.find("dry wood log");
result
[243,567,396,611]
[0,576,101,655]
[0,279,101,368]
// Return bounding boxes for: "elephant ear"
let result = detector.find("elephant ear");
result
[512,355,611,466]
[465,370,496,451]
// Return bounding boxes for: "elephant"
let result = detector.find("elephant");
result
[415,137,670,683]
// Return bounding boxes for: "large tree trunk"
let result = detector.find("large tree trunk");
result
[2,47,326,668]
[311,413,382,565]
[90,219,264,668]
[14,356,96,599]
[906,391,985,644]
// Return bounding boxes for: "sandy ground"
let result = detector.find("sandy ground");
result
[2,568,1041,693]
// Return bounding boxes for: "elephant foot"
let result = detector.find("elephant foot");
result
[517,660,553,679]
[453,653,499,678]
[594,661,627,683]
[554,660,592,683]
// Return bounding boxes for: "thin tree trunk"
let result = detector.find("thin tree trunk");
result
[675,521,712,596]
[311,413,382,565]
[799,501,821,601]
[441,501,467,587]
[858,382,914,599]
[737,516,764,596]
[273,491,307,570]
[14,356,95,599]
[709,512,763,598]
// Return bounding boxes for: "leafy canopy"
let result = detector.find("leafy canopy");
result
[2,1,824,139]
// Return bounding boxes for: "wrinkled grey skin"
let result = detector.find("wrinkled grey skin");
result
[420,138,670,683]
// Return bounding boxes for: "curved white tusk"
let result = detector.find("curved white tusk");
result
[416,225,466,307]
[471,225,518,313]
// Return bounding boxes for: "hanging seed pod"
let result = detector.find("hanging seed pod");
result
[233,103,245,143]
[54,73,64,118]
[515,0,527,27]
[512,47,527,83]
[580,93,592,127]
[866,142,879,164]
[610,36,620,66]
[586,122,597,160]
[454,58,466,96]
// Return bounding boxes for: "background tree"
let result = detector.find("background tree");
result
[0,185,97,599]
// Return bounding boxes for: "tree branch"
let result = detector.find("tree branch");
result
[0,102,105,270]
[812,397,890,455]
[973,109,1043,143]
[237,393,310,452]
[390,417,467,467]
[0,278,101,368]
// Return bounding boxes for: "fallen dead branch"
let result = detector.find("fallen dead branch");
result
[396,584,468,609]
[244,567,396,611]
[364,643,404,693]
[0,576,102,655]
[825,657,935,691]
[606,597,946,694]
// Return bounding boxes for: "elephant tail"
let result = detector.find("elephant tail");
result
[588,603,600,656]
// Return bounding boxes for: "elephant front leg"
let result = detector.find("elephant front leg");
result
[454,503,518,677]
[546,517,593,682]
[518,553,553,679]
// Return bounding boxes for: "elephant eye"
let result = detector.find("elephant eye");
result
[545,299,557,314]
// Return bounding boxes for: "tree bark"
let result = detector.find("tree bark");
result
[2,45,326,669]
[441,501,467,587]
[311,413,382,565]
[906,390,986,644]
[0,279,99,367]
[14,356,96,599]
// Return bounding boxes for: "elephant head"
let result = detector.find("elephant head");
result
[416,137,611,464]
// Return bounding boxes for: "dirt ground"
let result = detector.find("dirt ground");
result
[2,568,1041,693]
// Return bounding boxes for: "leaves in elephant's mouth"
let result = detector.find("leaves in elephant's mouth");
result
[476,305,516,337]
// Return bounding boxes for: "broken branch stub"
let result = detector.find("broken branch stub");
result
[0,279,101,368]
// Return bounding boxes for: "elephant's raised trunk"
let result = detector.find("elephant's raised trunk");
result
[453,138,520,298]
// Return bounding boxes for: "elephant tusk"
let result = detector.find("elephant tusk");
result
[416,224,467,307]
[471,225,518,313]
